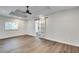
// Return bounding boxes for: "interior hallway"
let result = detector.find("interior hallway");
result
[0,35,79,53]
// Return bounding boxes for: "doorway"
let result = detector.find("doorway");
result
[35,16,47,38]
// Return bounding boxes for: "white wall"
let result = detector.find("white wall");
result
[0,16,27,39]
[45,7,79,46]
[26,19,36,36]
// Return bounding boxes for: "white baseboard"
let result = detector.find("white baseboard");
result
[0,34,27,39]
[0,33,36,39]
[44,36,79,47]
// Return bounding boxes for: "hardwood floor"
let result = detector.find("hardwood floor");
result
[0,35,79,53]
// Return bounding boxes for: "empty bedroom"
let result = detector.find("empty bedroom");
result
[0,6,79,53]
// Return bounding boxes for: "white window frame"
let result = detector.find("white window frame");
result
[5,22,18,31]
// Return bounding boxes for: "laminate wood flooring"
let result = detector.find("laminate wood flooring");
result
[0,35,79,53]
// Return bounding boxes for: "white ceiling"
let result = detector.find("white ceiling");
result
[0,6,77,18]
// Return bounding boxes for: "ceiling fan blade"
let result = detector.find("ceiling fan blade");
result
[28,12,32,15]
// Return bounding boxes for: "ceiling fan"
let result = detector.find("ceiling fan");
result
[22,6,32,15]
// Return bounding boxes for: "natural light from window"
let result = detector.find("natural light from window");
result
[5,22,18,30]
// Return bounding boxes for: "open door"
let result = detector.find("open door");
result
[35,16,47,38]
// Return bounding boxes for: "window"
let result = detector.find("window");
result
[5,22,18,30]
